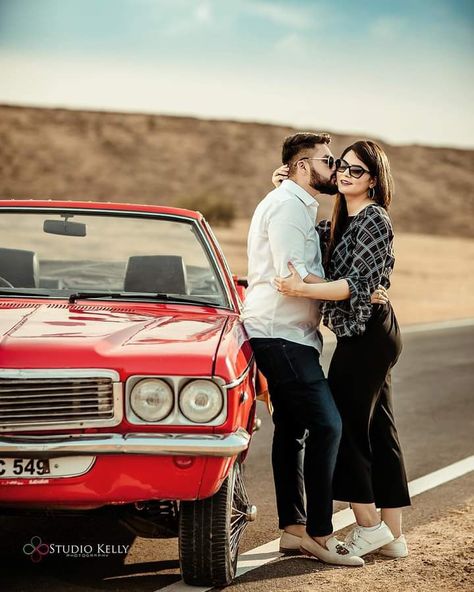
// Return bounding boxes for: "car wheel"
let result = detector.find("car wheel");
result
[179,459,256,587]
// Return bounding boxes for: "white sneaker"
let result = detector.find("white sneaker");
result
[344,521,394,557]
[300,533,365,566]
[279,531,302,554]
[378,534,408,558]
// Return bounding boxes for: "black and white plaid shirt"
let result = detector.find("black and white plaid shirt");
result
[317,204,395,337]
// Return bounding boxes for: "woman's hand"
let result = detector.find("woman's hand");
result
[272,164,289,188]
[371,285,389,305]
[274,262,306,297]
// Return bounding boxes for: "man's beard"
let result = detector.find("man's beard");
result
[309,168,338,195]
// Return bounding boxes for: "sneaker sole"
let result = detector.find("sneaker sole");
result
[378,548,409,558]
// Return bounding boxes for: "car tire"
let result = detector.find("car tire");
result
[179,459,255,587]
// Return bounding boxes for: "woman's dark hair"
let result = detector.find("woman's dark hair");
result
[325,140,394,266]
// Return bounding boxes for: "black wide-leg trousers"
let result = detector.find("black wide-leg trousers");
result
[329,304,411,508]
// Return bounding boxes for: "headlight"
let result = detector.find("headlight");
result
[130,378,174,422]
[179,380,224,423]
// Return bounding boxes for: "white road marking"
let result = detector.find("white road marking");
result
[156,454,474,592]
[407,455,474,497]
[400,318,474,333]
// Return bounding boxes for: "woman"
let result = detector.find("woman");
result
[272,140,411,558]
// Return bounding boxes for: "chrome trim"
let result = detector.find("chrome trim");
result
[126,376,227,427]
[190,219,234,311]
[203,219,239,310]
[0,428,251,458]
[221,354,255,389]
[0,369,120,380]
[0,369,123,432]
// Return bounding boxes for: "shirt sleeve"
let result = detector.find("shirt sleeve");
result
[345,209,393,333]
[267,200,310,279]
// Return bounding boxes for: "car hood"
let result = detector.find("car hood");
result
[0,300,230,376]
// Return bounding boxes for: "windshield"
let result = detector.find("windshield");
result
[0,210,230,308]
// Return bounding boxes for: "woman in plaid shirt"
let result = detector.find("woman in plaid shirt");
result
[274,140,410,559]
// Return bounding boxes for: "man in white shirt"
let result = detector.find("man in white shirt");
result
[242,132,363,566]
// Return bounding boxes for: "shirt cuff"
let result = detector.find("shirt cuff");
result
[293,263,309,280]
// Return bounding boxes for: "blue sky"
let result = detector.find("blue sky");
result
[0,0,473,147]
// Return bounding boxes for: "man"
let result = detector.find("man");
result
[242,132,364,566]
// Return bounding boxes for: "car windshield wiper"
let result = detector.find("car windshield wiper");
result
[68,292,213,306]
[0,290,51,298]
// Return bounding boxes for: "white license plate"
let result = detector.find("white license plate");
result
[0,456,95,479]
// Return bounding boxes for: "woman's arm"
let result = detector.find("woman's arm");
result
[275,210,392,304]
[275,263,389,303]
[272,164,289,187]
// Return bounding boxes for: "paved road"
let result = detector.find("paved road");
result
[1,324,473,592]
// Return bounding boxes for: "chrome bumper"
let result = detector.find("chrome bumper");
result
[0,429,251,458]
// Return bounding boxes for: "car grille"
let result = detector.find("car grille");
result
[0,371,122,431]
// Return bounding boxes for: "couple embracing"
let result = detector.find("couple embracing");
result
[242,132,411,567]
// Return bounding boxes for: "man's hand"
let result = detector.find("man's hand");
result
[272,164,290,188]
[371,285,389,305]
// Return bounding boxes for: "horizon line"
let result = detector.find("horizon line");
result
[2,101,472,152]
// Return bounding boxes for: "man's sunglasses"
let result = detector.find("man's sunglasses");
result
[298,156,335,169]
[335,158,370,179]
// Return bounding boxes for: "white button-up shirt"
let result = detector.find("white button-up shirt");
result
[242,180,325,352]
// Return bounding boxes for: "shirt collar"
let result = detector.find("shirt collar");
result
[281,179,320,208]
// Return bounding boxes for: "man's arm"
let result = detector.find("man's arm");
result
[267,201,311,280]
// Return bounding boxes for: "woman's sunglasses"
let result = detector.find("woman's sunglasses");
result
[335,158,370,179]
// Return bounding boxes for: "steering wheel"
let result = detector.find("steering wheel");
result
[0,276,14,288]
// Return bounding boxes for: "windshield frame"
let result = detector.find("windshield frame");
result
[0,206,235,311]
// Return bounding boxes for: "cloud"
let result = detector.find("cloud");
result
[369,16,406,41]
[162,1,214,36]
[275,33,310,53]
[243,1,319,30]
[195,1,213,24]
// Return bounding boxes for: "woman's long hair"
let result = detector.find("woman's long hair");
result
[325,140,394,266]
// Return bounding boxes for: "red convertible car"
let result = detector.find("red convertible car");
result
[0,200,257,586]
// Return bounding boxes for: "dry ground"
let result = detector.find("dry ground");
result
[233,500,474,592]
[215,219,474,325]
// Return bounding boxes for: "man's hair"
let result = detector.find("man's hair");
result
[282,132,331,166]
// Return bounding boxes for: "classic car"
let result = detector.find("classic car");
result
[0,199,257,586]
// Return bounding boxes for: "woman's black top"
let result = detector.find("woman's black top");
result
[317,204,395,337]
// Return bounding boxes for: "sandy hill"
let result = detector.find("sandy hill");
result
[1,104,473,237]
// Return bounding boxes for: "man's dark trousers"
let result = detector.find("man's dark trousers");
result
[250,337,342,537]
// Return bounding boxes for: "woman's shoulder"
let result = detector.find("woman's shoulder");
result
[358,204,392,229]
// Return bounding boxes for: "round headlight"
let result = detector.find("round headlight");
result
[130,379,174,422]
[179,380,224,423]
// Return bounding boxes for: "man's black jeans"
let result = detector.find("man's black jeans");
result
[250,337,342,537]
